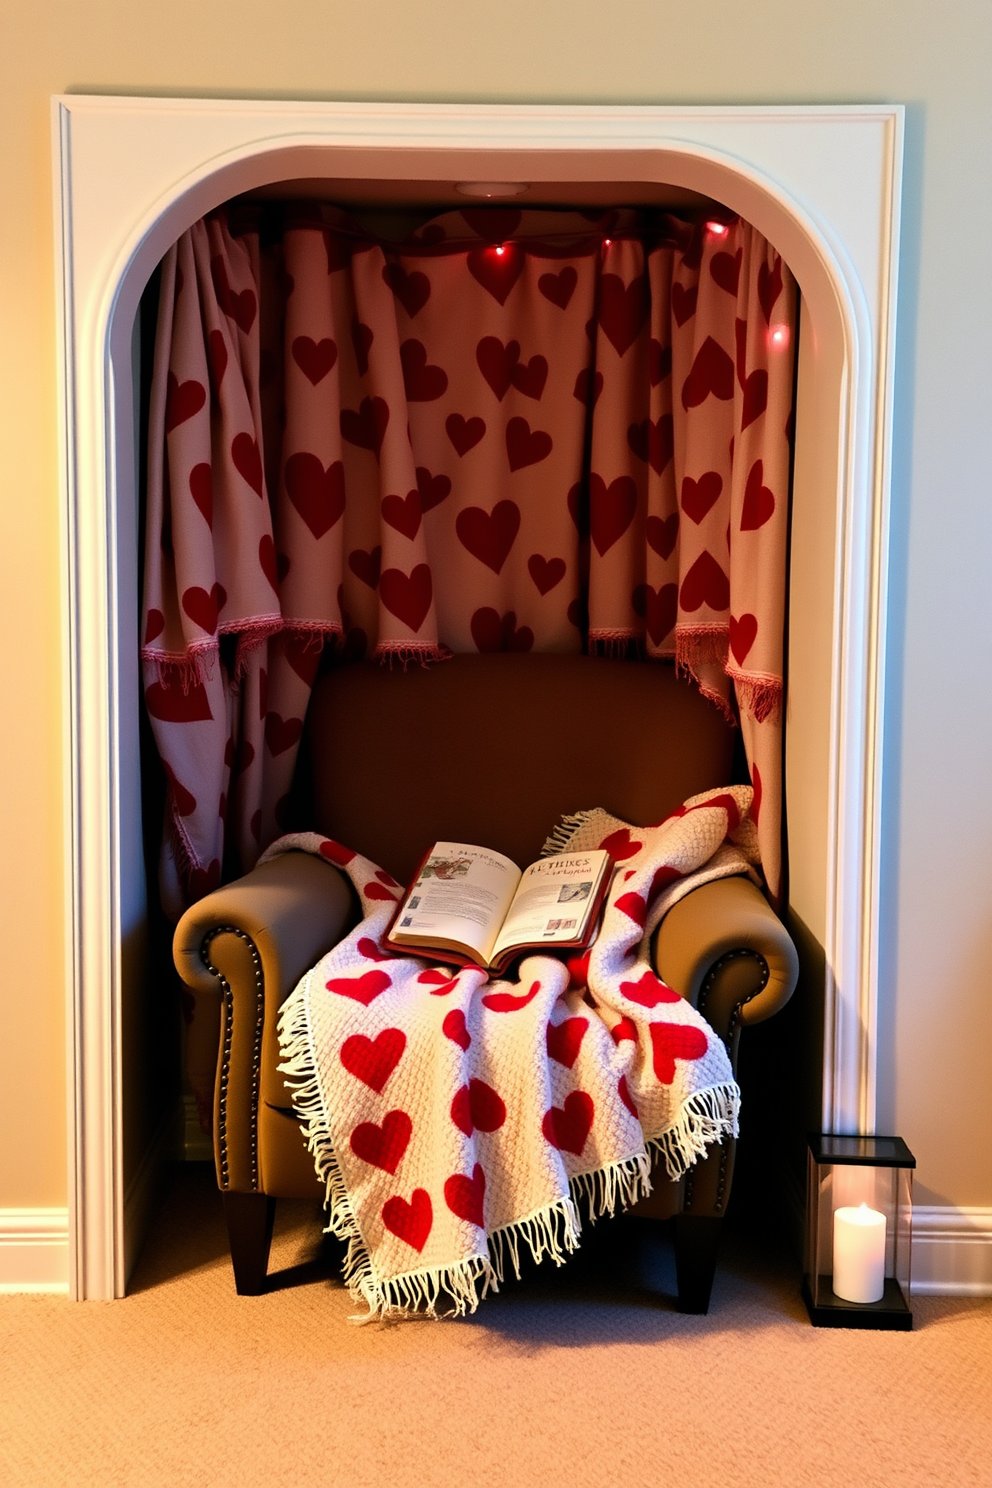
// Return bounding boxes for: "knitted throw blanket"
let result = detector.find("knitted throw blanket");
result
[266,786,758,1319]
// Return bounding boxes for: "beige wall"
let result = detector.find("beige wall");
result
[2,0,990,1210]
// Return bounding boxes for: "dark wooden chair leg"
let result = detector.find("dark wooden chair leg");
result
[223,1192,276,1295]
[674,1213,723,1314]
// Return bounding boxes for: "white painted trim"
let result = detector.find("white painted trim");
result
[52,96,903,1297]
[0,1210,70,1294]
[911,1207,992,1297]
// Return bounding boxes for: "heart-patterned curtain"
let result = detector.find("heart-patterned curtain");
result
[142,203,795,914]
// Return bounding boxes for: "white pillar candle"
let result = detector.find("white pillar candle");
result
[833,1203,886,1304]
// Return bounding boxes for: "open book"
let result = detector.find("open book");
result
[385,841,613,973]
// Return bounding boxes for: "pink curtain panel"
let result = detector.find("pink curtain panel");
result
[141,205,796,915]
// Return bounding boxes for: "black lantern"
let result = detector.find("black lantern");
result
[803,1134,915,1331]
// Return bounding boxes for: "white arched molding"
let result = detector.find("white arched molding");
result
[52,97,903,1299]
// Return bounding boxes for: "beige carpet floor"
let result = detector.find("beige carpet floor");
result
[1,1165,990,1488]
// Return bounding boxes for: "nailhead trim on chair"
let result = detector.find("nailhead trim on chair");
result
[686,948,769,1215]
[200,926,265,1192]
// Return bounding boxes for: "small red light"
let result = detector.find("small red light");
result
[768,324,791,350]
[495,244,506,256]
[706,220,729,237]
[603,238,612,247]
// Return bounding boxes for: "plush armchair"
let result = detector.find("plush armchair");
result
[174,653,798,1311]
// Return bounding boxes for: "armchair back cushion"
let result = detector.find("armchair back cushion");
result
[304,654,735,885]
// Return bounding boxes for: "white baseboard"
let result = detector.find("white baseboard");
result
[911,1206,992,1296]
[0,1209,70,1294]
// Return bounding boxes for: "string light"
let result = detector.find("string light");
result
[706,220,729,237]
[495,244,506,256]
[603,238,612,247]
[769,324,791,350]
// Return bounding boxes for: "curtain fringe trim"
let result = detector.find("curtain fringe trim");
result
[278,972,738,1323]
[727,670,783,725]
[372,642,451,670]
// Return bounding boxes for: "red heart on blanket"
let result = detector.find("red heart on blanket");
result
[427,976,460,997]
[615,893,647,927]
[326,969,392,1006]
[188,463,214,528]
[467,244,524,305]
[649,865,683,899]
[598,828,643,861]
[546,1017,588,1069]
[285,453,346,539]
[442,1009,471,1050]
[340,1028,406,1093]
[681,336,735,409]
[482,981,541,1012]
[381,490,422,541]
[443,1164,486,1228]
[415,465,451,513]
[348,546,382,589]
[589,474,637,557]
[382,1188,433,1251]
[451,1079,507,1137]
[231,433,264,496]
[264,712,302,756]
[527,554,566,596]
[470,608,534,654]
[445,413,487,456]
[379,565,433,632]
[620,970,680,1008]
[710,246,743,296]
[319,838,356,867]
[681,471,724,525]
[650,339,673,384]
[456,501,521,574]
[598,273,649,356]
[291,335,338,386]
[542,1091,594,1156]
[627,414,674,475]
[511,355,548,401]
[566,950,591,990]
[376,870,399,887]
[729,612,758,665]
[350,1109,412,1173]
[357,937,391,962]
[758,256,784,324]
[164,371,206,433]
[351,317,374,376]
[740,459,775,530]
[340,396,389,458]
[618,1075,639,1119]
[649,1022,709,1084]
[679,551,730,613]
[182,583,226,634]
[363,882,399,903]
[687,791,741,832]
[476,336,519,400]
[400,339,448,401]
[610,1017,637,1044]
[573,367,603,407]
[538,266,577,308]
[506,417,553,472]
[646,513,679,561]
[671,282,698,327]
[418,969,454,986]
[382,263,431,318]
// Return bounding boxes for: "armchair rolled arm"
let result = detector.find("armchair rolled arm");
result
[173,851,356,1190]
[652,875,798,1062]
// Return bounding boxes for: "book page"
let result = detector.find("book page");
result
[490,850,611,961]
[390,842,521,963]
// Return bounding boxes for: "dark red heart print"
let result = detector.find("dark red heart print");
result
[340,397,389,458]
[382,263,431,318]
[379,565,433,632]
[679,552,730,613]
[589,475,637,557]
[598,828,643,861]
[671,283,698,327]
[415,466,451,512]
[291,335,338,386]
[350,1109,412,1174]
[627,414,674,475]
[477,337,519,401]
[740,460,776,530]
[538,266,577,308]
[351,318,374,376]
[400,339,448,401]
[325,968,392,1006]
[649,339,672,384]
[710,246,743,296]
[207,329,228,387]
[615,892,647,927]
[381,1188,433,1251]
[445,414,486,456]
[381,490,422,541]
[456,501,520,574]
[511,355,548,400]
[470,608,534,653]
[632,582,678,645]
[506,417,552,472]
[442,1008,471,1051]
[527,554,566,595]
[467,244,524,304]
[340,1028,406,1093]
[598,273,650,356]
[264,713,303,756]
[619,970,680,1008]
[573,368,603,407]
[348,546,382,589]
[363,882,399,903]
[680,471,724,525]
[318,838,357,867]
[546,1016,588,1069]
[649,1022,709,1084]
[646,514,679,561]
[681,337,735,409]
[210,255,256,333]
[231,433,264,496]
[164,372,206,434]
[729,613,758,665]
[144,609,164,644]
[284,453,346,539]
[450,1079,507,1137]
[188,464,213,528]
[541,1091,594,1156]
[443,1164,486,1228]
[182,583,226,634]
[758,256,784,323]
[258,535,280,593]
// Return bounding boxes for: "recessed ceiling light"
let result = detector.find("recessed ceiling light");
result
[454,182,530,199]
